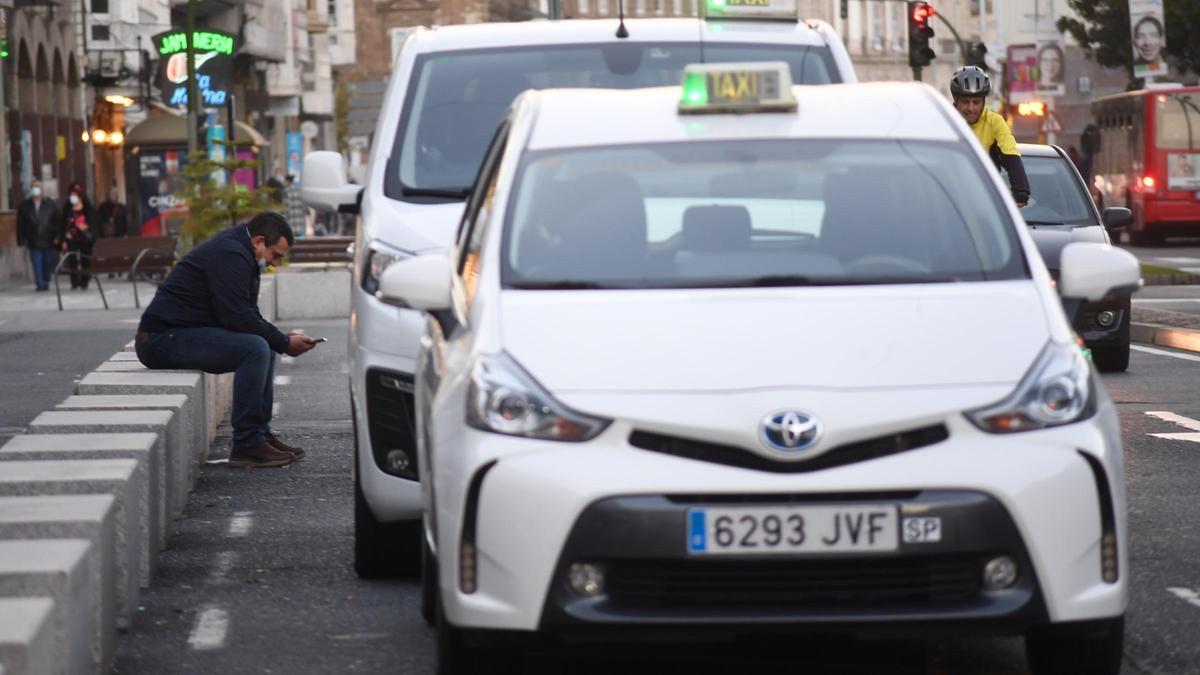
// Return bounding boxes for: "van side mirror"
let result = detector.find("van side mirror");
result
[1058,243,1141,302]
[376,255,452,312]
[1102,207,1132,231]
[301,151,362,214]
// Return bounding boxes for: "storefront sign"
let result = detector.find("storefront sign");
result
[154,29,236,108]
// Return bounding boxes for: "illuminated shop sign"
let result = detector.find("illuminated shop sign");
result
[153,29,235,108]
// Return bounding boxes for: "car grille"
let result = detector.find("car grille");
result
[606,556,981,609]
[628,425,948,473]
[365,368,418,479]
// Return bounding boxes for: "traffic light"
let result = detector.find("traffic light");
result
[0,39,8,60]
[907,1,936,69]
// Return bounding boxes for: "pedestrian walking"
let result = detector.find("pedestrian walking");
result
[61,183,97,290]
[16,180,61,291]
[98,188,128,238]
[134,212,317,468]
[283,175,309,237]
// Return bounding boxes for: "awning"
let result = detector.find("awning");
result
[126,113,269,147]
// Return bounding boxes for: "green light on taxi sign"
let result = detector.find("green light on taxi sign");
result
[702,0,798,20]
[677,62,796,115]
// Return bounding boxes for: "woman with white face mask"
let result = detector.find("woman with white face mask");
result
[61,182,97,290]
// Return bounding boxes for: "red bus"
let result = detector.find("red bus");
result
[1092,86,1200,245]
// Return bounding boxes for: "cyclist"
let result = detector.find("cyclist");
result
[950,66,1030,207]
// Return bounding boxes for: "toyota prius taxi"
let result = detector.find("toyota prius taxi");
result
[376,64,1142,675]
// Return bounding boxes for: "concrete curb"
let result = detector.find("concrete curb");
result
[1142,274,1200,286]
[1131,321,1200,354]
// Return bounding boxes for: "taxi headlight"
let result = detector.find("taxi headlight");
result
[965,340,1094,433]
[466,352,610,442]
[362,243,410,295]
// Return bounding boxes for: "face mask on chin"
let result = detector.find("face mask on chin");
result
[258,257,267,271]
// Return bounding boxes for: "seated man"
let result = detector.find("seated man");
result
[135,212,317,468]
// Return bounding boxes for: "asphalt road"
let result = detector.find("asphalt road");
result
[78,316,1198,675]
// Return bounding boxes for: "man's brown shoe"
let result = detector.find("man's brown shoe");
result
[267,434,306,459]
[229,442,296,468]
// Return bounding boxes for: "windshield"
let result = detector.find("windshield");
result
[502,140,1026,289]
[1157,93,1200,151]
[387,42,839,200]
[1019,155,1095,225]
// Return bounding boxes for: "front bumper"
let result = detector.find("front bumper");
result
[1075,294,1131,349]
[440,414,1127,632]
[543,490,1045,629]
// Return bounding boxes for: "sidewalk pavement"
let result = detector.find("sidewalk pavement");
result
[0,277,149,313]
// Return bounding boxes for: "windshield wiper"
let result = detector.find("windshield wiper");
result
[401,185,470,199]
[1024,220,1069,226]
[509,280,610,290]
[729,274,961,287]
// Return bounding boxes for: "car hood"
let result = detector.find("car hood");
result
[1027,224,1107,272]
[500,281,1050,394]
[363,196,464,254]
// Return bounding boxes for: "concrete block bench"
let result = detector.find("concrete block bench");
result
[0,597,55,675]
[0,459,144,600]
[0,496,117,671]
[108,352,140,362]
[28,411,176,549]
[0,539,97,675]
[57,395,195,510]
[76,372,207,472]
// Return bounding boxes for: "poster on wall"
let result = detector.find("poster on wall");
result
[1130,0,1168,79]
[1007,44,1038,104]
[286,132,303,179]
[1168,153,1200,191]
[1036,40,1065,97]
[138,150,187,236]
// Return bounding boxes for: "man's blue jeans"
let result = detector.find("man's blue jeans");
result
[28,247,55,289]
[136,327,277,449]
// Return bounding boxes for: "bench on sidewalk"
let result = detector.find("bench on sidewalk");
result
[287,236,353,264]
[53,236,177,311]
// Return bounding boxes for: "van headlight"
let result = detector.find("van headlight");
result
[362,243,410,295]
[965,340,1095,433]
[466,353,610,442]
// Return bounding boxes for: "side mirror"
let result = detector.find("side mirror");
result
[376,254,452,312]
[1102,207,1133,231]
[1059,243,1141,302]
[301,151,362,214]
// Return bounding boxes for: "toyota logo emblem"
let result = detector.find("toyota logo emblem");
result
[760,410,822,453]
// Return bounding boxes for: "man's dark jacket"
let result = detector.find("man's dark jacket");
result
[17,197,61,249]
[138,225,290,353]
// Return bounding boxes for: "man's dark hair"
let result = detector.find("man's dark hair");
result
[246,211,295,247]
[1134,16,1163,38]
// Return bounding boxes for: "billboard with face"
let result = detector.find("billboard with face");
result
[1130,0,1168,79]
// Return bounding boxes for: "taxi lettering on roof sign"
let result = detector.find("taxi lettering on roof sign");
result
[705,0,799,20]
[678,62,797,114]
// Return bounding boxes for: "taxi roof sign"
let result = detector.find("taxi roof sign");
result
[703,0,800,21]
[678,62,796,115]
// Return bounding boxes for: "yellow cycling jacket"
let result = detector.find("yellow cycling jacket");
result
[969,108,1029,202]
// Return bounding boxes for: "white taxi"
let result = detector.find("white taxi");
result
[378,64,1139,675]
[301,0,856,578]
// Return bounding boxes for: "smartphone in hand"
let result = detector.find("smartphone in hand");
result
[312,337,328,344]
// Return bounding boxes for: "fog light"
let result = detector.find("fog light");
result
[386,449,411,474]
[567,563,606,597]
[1096,311,1116,328]
[1101,532,1119,583]
[460,541,477,594]
[983,556,1019,590]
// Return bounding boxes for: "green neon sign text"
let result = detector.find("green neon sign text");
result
[157,31,235,56]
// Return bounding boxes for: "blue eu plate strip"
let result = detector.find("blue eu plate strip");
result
[688,509,707,553]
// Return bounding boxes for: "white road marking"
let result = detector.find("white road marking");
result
[272,402,281,417]
[1167,587,1200,609]
[208,551,237,585]
[280,355,296,365]
[205,458,229,465]
[188,607,229,651]
[274,376,291,386]
[1132,298,1200,303]
[1131,345,1200,363]
[1144,411,1200,432]
[1151,257,1200,265]
[228,512,254,538]
[1150,432,1200,443]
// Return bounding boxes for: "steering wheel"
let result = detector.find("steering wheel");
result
[844,254,931,276]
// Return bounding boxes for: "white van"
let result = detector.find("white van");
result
[302,9,857,578]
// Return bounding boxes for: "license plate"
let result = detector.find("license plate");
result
[687,504,898,555]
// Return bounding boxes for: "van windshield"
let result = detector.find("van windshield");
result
[502,139,1027,289]
[386,42,839,201]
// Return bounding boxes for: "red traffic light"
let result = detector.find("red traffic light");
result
[912,2,934,26]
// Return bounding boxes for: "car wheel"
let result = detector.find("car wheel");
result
[1092,345,1130,373]
[352,399,422,579]
[421,529,437,627]
[1025,617,1124,675]
[436,602,521,675]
